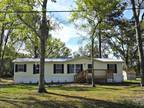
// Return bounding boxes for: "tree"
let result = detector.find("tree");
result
[14,0,50,93]
[106,18,139,69]
[73,41,99,57]
[37,0,49,93]
[71,0,126,87]
[25,36,71,58]
[46,38,71,58]
[0,2,19,76]
[131,0,144,86]
[25,32,40,58]
[0,23,13,75]
[6,0,55,92]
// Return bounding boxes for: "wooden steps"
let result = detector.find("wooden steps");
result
[74,70,88,83]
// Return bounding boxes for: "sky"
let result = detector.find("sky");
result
[47,0,81,53]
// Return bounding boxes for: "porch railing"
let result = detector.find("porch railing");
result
[74,69,114,83]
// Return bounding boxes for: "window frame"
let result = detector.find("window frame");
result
[75,64,83,73]
[67,64,75,73]
[33,64,40,74]
[54,64,64,74]
[67,64,83,73]
[15,64,27,72]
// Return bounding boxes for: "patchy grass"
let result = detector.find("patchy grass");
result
[124,78,141,84]
[0,79,144,108]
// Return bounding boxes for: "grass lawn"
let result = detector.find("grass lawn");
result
[0,79,144,108]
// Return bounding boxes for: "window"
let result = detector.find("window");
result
[54,64,64,74]
[88,64,92,73]
[75,64,83,73]
[67,64,75,73]
[33,64,39,74]
[67,64,83,73]
[107,64,117,73]
[15,64,26,72]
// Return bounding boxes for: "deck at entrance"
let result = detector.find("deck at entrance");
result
[74,69,114,83]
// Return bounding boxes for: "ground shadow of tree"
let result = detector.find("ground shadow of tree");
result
[47,92,144,108]
[46,82,140,91]
[0,96,77,108]
[0,92,143,108]
[0,92,144,108]
[0,81,143,108]
[97,81,141,86]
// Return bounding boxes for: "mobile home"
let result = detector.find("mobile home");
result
[13,57,124,83]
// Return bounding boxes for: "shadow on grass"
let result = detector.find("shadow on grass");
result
[0,81,141,92]
[0,83,112,92]
[0,83,37,91]
[50,86,94,91]
[49,86,124,91]
[0,92,143,108]
[47,91,144,108]
[47,82,141,91]
[98,81,141,86]
[0,96,77,108]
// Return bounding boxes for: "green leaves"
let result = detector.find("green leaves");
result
[46,38,71,58]
[71,0,125,36]
[71,0,126,59]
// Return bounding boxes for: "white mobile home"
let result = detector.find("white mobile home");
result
[13,57,124,83]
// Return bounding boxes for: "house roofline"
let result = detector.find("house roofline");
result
[13,56,124,63]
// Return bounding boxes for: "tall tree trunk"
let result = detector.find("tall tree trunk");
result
[0,29,11,76]
[98,29,102,58]
[125,47,129,69]
[91,23,100,87]
[137,59,141,76]
[91,32,95,87]
[0,24,5,76]
[91,24,98,87]
[126,44,129,69]
[131,0,144,86]
[38,0,48,93]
